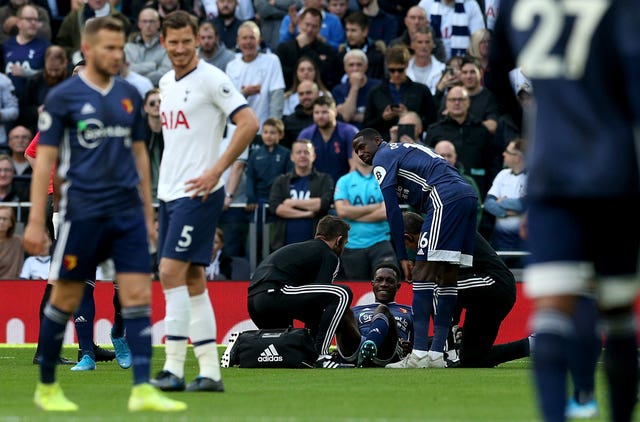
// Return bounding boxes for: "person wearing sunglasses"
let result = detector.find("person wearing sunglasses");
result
[362,44,437,142]
[142,88,163,203]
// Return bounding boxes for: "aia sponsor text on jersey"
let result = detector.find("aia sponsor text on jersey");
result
[162,110,190,130]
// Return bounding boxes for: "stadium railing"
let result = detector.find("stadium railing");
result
[3,201,530,276]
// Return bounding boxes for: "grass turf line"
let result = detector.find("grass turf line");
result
[0,345,612,421]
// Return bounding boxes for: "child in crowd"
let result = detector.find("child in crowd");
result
[245,118,293,264]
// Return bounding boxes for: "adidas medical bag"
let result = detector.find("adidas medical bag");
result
[225,327,318,368]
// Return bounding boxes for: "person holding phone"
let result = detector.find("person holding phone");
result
[389,111,422,143]
[363,44,437,141]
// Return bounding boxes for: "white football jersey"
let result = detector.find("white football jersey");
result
[225,53,285,127]
[157,60,248,201]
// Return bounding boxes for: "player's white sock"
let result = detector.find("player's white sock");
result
[163,285,190,378]
[427,350,444,360]
[412,349,428,358]
[189,292,221,381]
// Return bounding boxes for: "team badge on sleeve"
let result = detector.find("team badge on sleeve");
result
[38,111,52,131]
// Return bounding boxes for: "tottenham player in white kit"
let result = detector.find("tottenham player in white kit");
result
[152,11,259,392]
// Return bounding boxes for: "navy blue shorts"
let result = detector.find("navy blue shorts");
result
[527,197,640,276]
[416,196,477,267]
[157,188,224,266]
[50,212,150,281]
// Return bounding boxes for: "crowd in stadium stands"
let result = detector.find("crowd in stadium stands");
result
[0,0,528,280]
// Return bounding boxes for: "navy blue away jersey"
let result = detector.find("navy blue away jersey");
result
[352,302,413,343]
[38,75,146,220]
[372,142,477,212]
[491,0,640,199]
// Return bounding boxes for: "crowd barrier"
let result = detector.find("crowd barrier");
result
[1,280,537,346]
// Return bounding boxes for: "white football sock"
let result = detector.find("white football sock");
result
[189,292,221,381]
[163,285,190,377]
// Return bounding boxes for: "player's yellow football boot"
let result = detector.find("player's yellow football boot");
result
[34,382,79,411]
[128,383,187,412]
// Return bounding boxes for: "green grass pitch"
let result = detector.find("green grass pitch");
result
[0,345,615,421]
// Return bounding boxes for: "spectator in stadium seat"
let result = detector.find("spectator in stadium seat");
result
[327,0,350,26]
[331,49,381,128]
[225,21,286,127]
[217,122,252,259]
[0,205,24,279]
[197,20,235,71]
[142,0,194,23]
[0,0,52,44]
[297,95,357,184]
[142,88,163,202]
[20,229,51,279]
[124,7,171,86]
[433,139,482,227]
[276,8,336,93]
[332,49,380,129]
[253,0,302,52]
[119,51,154,98]
[388,110,423,143]
[1,4,50,101]
[0,73,19,146]
[282,80,319,149]
[283,56,331,116]
[466,28,491,85]
[363,44,437,142]
[356,0,397,46]
[7,125,31,176]
[389,5,445,62]
[278,0,345,51]
[56,0,132,64]
[212,0,243,50]
[245,118,293,264]
[459,55,501,134]
[332,11,385,83]
[0,154,26,202]
[333,153,396,281]
[205,228,232,280]
[483,138,528,268]
[425,85,500,199]
[268,139,334,251]
[418,0,485,61]
[405,26,445,96]
[432,54,463,111]
[201,0,254,22]
[17,45,68,134]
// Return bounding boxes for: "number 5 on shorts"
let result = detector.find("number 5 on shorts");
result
[178,225,194,248]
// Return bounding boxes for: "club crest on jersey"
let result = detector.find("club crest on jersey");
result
[63,255,78,271]
[121,98,133,114]
[373,166,386,184]
[161,110,190,130]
